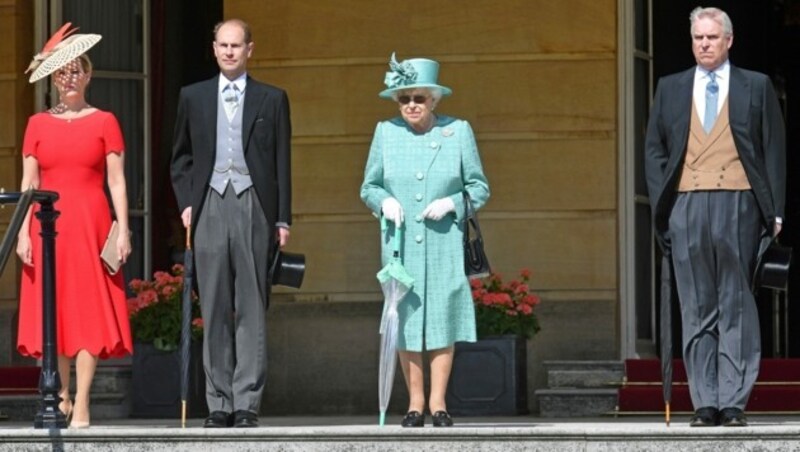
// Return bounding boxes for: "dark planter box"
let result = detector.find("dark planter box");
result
[446,335,529,415]
[130,341,207,418]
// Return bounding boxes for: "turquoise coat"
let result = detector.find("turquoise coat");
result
[361,115,490,351]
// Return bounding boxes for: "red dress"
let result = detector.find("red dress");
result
[17,110,133,359]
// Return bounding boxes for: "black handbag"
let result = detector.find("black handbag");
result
[464,194,491,279]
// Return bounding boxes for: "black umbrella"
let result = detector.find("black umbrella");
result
[659,254,674,427]
[179,226,194,428]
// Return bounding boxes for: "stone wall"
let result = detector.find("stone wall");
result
[262,295,615,415]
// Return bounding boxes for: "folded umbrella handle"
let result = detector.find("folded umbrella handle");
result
[380,216,402,258]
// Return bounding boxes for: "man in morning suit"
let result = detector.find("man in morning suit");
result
[170,18,292,428]
[645,6,785,427]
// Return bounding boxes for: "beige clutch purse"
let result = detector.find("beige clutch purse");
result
[101,221,122,275]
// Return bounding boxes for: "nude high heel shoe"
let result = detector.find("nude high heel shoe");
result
[59,399,73,424]
[69,420,90,429]
[68,403,90,429]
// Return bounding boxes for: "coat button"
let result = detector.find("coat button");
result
[415,235,423,243]
[415,193,423,201]
[416,172,424,180]
[415,215,423,222]
[429,141,439,149]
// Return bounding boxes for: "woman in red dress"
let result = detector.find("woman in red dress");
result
[16,26,133,429]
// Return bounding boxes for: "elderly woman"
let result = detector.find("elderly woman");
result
[16,24,132,429]
[361,54,490,427]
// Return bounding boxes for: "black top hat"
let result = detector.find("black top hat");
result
[269,246,305,289]
[752,235,792,292]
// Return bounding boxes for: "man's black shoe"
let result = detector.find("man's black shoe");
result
[689,406,720,427]
[204,411,232,428]
[233,410,259,428]
[719,407,748,427]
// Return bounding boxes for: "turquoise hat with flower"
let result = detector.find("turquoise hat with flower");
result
[379,52,452,99]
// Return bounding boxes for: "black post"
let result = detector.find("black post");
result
[33,198,65,429]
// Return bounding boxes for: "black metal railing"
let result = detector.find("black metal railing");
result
[0,189,64,429]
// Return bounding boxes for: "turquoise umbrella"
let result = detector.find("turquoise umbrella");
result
[377,217,414,426]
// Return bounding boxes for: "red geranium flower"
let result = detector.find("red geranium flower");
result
[471,269,541,339]
[126,264,203,351]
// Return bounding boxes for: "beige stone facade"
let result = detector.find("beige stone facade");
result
[0,0,622,412]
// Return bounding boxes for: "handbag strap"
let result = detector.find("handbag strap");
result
[464,193,483,241]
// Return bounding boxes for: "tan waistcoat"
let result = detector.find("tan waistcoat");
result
[677,98,751,191]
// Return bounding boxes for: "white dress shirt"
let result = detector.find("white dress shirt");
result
[693,60,730,121]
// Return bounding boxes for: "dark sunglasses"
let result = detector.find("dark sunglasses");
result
[398,95,428,105]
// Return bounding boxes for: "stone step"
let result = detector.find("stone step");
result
[92,365,132,394]
[543,360,624,388]
[536,361,624,417]
[1,419,800,451]
[535,388,618,417]
[0,366,131,422]
[0,391,128,422]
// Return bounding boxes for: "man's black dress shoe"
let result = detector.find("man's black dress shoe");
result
[719,407,748,427]
[233,410,259,428]
[204,411,232,428]
[401,411,424,427]
[689,406,720,427]
[431,410,453,427]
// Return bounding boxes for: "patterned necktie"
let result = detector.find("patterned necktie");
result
[223,83,240,118]
[703,71,718,134]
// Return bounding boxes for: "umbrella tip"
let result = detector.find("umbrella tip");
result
[182,401,187,428]
[379,412,386,427]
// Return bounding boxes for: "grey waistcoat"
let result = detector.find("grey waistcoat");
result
[209,92,253,195]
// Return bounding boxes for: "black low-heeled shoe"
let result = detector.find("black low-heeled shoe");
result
[431,410,453,427]
[401,411,424,427]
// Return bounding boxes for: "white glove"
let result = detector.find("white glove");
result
[421,197,456,221]
[381,197,404,227]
